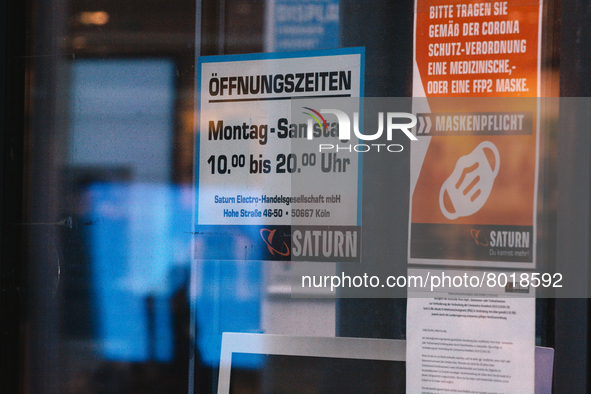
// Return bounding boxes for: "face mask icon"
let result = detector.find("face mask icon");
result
[439,141,500,220]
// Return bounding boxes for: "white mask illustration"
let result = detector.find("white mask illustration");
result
[439,141,500,220]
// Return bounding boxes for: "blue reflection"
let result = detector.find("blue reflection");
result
[88,183,192,362]
[194,259,262,367]
[88,183,262,367]
[193,227,264,367]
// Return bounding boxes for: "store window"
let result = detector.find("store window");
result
[1,0,590,393]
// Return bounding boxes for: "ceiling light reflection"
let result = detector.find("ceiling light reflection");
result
[78,11,110,26]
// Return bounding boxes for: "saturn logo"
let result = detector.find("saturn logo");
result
[470,229,489,246]
[260,228,290,256]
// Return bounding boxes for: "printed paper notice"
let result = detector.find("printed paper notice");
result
[196,48,364,262]
[407,269,535,394]
[410,0,542,268]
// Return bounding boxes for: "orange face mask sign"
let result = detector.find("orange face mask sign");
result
[409,0,542,268]
[439,141,500,220]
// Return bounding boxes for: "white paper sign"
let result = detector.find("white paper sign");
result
[407,269,535,394]
[196,48,364,262]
